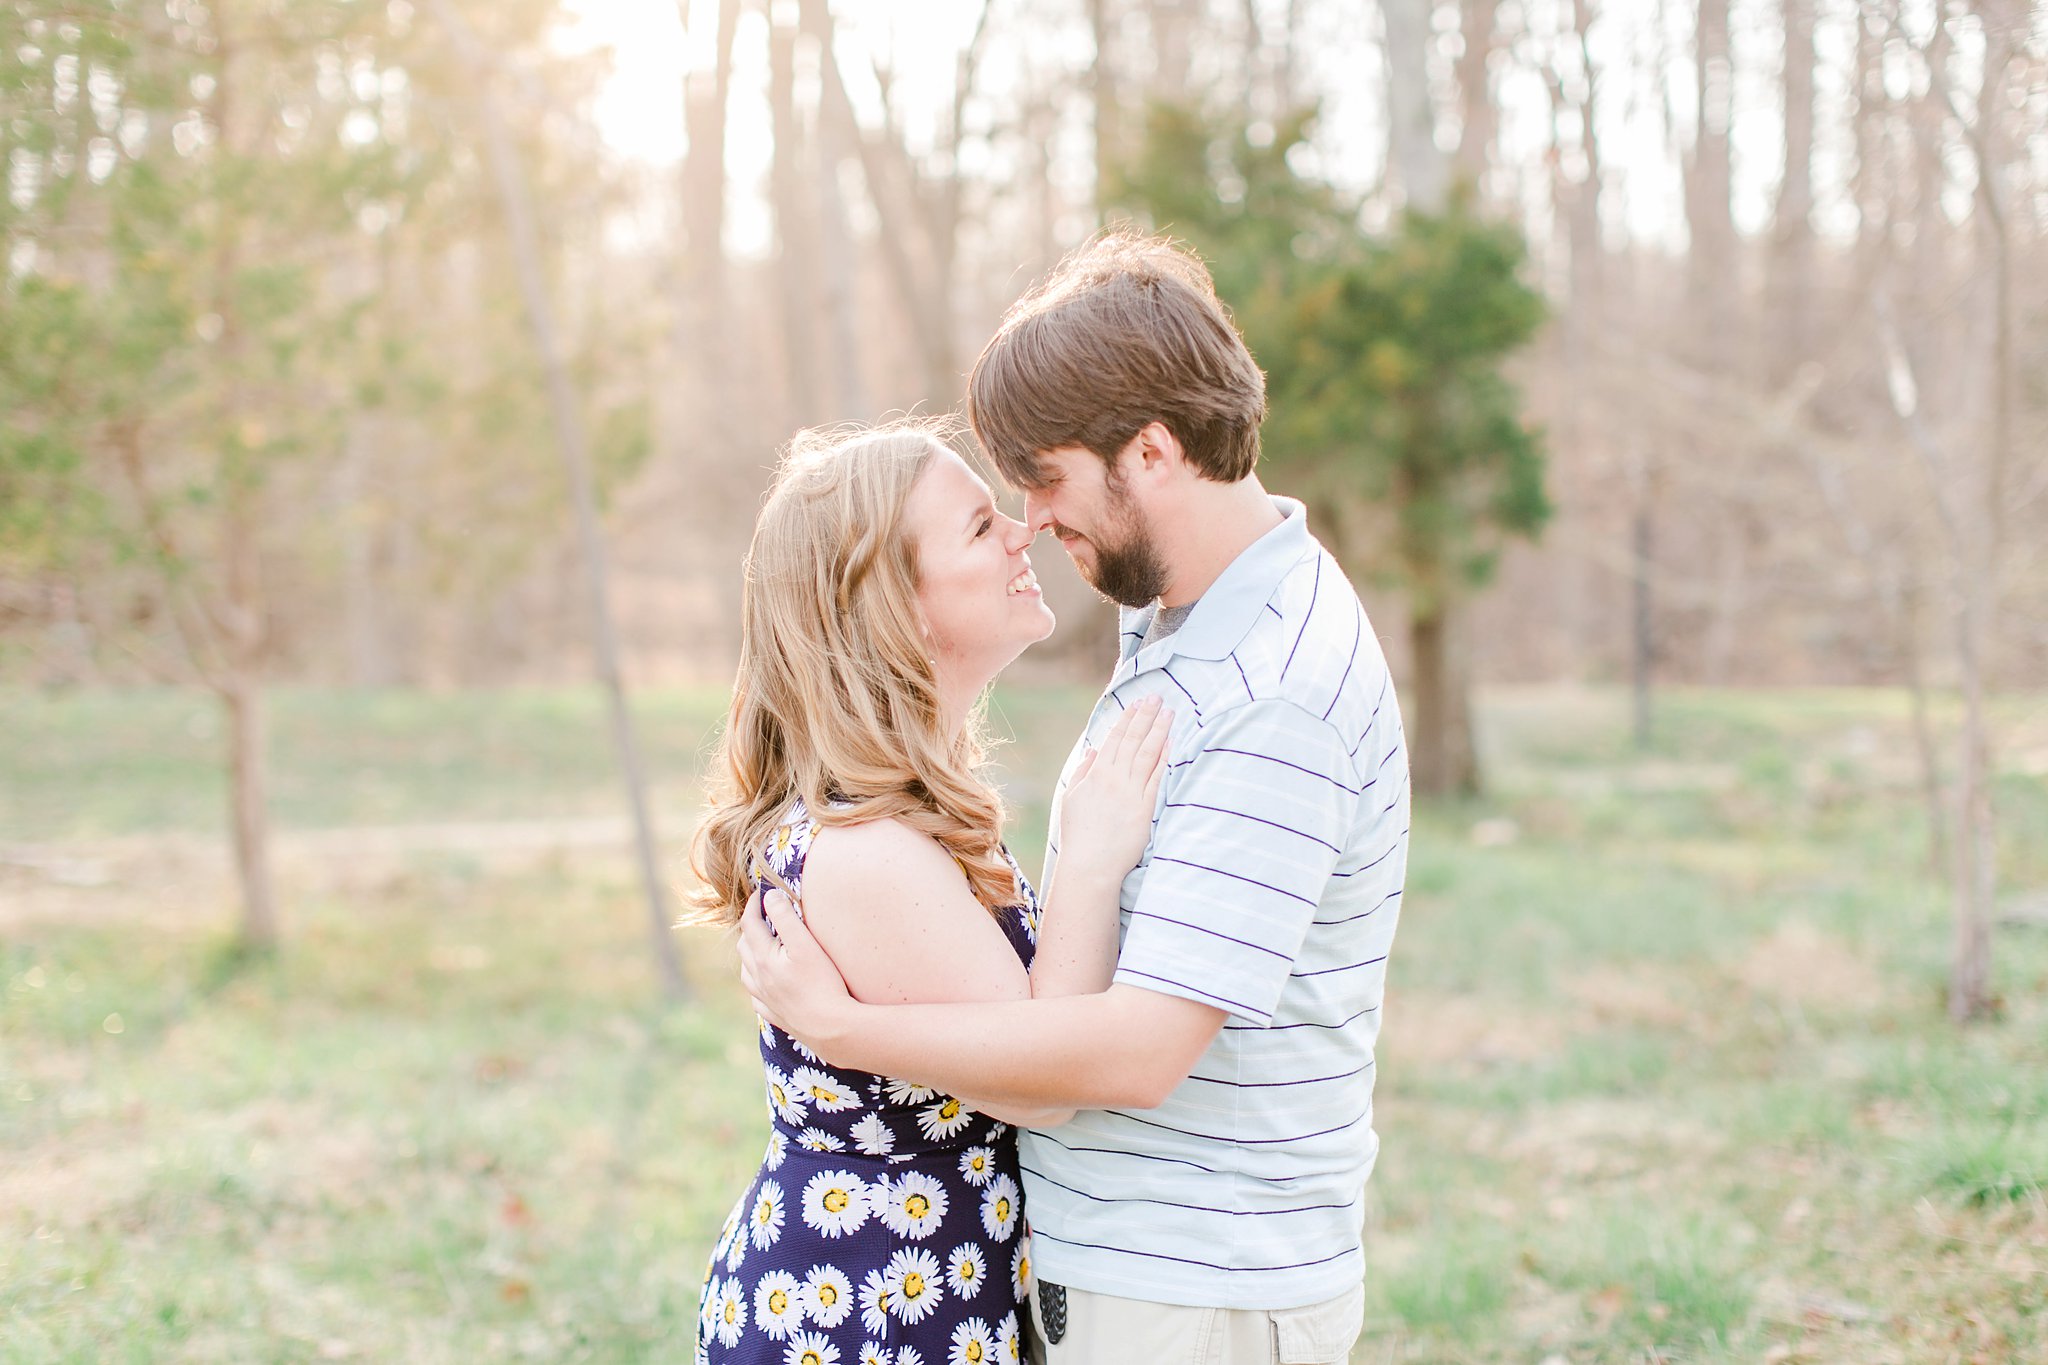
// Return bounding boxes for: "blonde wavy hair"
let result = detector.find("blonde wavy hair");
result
[685,423,1016,925]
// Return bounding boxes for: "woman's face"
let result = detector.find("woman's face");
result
[907,449,1055,689]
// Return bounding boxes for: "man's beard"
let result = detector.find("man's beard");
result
[1069,479,1168,609]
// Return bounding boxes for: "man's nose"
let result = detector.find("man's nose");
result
[1022,490,1054,535]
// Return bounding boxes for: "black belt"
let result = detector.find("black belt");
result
[1038,1280,1069,1344]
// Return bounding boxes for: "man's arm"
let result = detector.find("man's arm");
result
[740,890,1225,1110]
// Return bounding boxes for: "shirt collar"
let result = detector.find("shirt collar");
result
[1118,497,1312,670]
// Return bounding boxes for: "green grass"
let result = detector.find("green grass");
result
[3,683,2046,1361]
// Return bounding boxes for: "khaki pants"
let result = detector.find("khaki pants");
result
[1026,1280,1365,1365]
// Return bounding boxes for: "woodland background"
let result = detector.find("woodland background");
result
[3,0,2046,1359]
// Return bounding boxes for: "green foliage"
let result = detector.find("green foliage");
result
[0,0,650,678]
[1110,104,1551,614]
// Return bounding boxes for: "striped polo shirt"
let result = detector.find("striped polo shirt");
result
[1019,497,1409,1311]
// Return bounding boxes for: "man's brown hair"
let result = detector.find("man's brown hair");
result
[966,232,1268,488]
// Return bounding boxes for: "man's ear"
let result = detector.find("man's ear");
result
[1130,421,1184,479]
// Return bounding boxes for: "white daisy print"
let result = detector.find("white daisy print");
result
[790,1035,823,1064]
[767,822,796,870]
[851,1113,896,1157]
[979,1174,1020,1241]
[712,1204,743,1262]
[796,1126,845,1153]
[957,1145,995,1187]
[1010,1241,1031,1301]
[765,1066,810,1127]
[723,1217,748,1273]
[751,1179,786,1248]
[898,1347,926,1365]
[758,1014,778,1048]
[875,1171,949,1240]
[857,1345,891,1365]
[858,1268,891,1336]
[801,1264,853,1329]
[792,1065,864,1114]
[948,1317,997,1365]
[800,1169,870,1238]
[714,1276,746,1347]
[765,1128,789,1172]
[945,1243,987,1298]
[883,1078,938,1105]
[917,1095,974,1141]
[996,1313,1021,1364]
[782,1328,839,1365]
[753,1270,805,1341]
[1019,903,1040,944]
[697,1278,718,1342]
[882,1247,945,1325]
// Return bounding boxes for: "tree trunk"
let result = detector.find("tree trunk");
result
[221,664,278,949]
[207,8,279,952]
[769,7,822,426]
[1630,476,1655,751]
[1409,607,1479,798]
[1769,0,1815,367]
[813,83,869,421]
[1454,0,1500,195]
[1382,0,1446,213]
[1089,0,1121,212]
[433,0,688,1002]
[676,0,741,448]
[802,0,956,406]
[1684,0,1735,366]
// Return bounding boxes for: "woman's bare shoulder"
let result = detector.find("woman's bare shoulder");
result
[801,816,963,912]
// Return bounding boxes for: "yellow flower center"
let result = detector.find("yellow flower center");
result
[768,1289,788,1315]
[965,1343,985,1363]
[940,1099,961,1120]
[812,1087,835,1102]
[823,1188,849,1214]
[905,1194,930,1219]
[970,1156,986,1172]
[995,1197,1011,1222]
[800,1353,822,1365]
[723,1301,738,1324]
[903,1272,926,1299]
[959,1262,976,1281]
[816,1283,838,1307]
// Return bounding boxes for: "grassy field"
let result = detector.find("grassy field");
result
[3,684,2045,1362]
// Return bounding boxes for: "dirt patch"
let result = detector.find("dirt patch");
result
[1736,921,1889,1013]
[0,820,647,930]
[1564,964,1695,1031]
[1386,991,1568,1071]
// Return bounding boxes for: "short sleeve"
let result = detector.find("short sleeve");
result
[1112,699,1361,1025]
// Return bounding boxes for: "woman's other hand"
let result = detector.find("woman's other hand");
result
[1055,694,1173,885]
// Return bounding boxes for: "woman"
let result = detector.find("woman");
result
[686,424,1169,1365]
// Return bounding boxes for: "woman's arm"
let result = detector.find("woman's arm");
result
[743,889,1227,1109]
[793,820,1076,1127]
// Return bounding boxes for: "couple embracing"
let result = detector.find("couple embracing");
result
[688,232,1409,1365]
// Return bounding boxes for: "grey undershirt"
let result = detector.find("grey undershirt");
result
[1141,601,1197,650]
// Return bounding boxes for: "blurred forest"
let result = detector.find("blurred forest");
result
[6,0,2043,687]
[3,2,2045,967]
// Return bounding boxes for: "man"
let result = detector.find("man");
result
[739,233,1408,1365]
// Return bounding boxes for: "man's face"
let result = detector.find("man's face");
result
[1021,445,1169,609]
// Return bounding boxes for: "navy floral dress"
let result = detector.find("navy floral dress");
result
[697,797,1041,1365]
